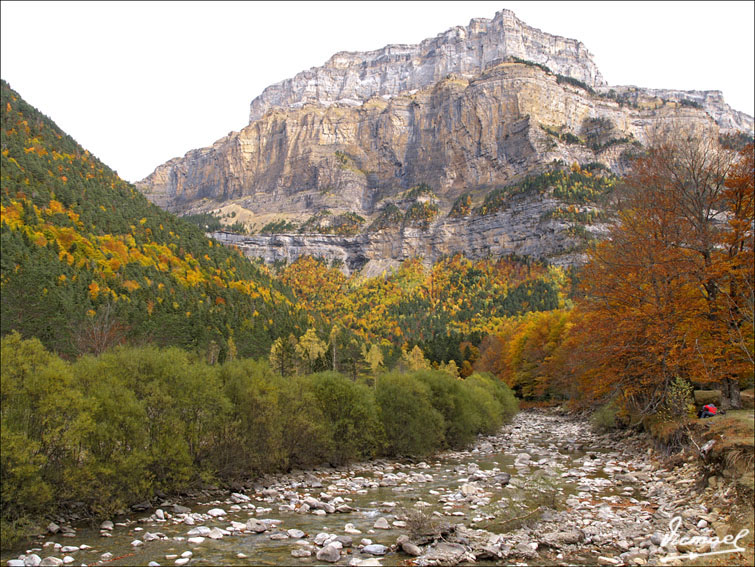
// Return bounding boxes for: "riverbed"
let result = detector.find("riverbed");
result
[4,409,744,566]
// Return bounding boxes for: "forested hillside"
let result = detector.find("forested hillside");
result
[1,80,307,359]
[277,254,571,376]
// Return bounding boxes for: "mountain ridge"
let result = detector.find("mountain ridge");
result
[136,9,754,271]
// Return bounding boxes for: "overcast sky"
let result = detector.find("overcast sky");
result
[1,1,753,183]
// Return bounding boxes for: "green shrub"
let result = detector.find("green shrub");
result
[219,358,288,474]
[0,516,40,552]
[404,201,439,229]
[306,371,382,464]
[591,402,619,432]
[277,375,332,468]
[368,203,404,231]
[414,370,478,448]
[1,332,85,521]
[464,372,518,429]
[449,193,472,218]
[376,372,445,456]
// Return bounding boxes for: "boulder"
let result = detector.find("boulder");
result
[417,542,473,566]
[493,473,511,485]
[131,500,151,512]
[373,517,390,529]
[208,527,226,539]
[316,544,341,563]
[401,541,422,556]
[246,519,268,533]
[540,529,585,548]
[362,544,388,555]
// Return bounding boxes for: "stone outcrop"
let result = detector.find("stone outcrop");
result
[210,189,605,275]
[136,9,753,269]
[248,9,605,123]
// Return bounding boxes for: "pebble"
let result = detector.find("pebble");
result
[362,544,388,555]
[373,517,390,529]
[58,547,78,554]
[10,412,737,567]
[316,543,341,563]
[344,523,362,535]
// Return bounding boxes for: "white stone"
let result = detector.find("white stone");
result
[373,517,390,529]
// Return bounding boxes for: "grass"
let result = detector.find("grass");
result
[722,409,755,429]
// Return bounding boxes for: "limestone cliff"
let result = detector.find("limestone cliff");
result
[137,9,753,270]
[247,9,605,123]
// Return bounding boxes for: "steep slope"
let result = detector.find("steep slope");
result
[136,9,753,271]
[0,80,307,358]
[247,9,605,122]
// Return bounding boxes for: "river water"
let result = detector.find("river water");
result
[3,410,726,566]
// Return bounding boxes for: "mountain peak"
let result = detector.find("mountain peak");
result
[248,9,604,123]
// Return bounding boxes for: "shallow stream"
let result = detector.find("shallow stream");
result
[3,410,714,566]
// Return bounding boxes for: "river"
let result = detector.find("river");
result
[3,409,737,566]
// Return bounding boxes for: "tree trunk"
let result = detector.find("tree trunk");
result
[719,377,742,410]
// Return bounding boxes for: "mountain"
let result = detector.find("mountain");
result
[0,80,308,358]
[136,9,753,272]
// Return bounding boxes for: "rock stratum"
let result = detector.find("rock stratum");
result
[137,9,753,272]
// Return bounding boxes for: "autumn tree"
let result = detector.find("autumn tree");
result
[363,343,384,375]
[400,345,430,371]
[715,143,754,370]
[295,328,327,374]
[74,301,127,355]
[576,131,751,413]
[269,334,298,377]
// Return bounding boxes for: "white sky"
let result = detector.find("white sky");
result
[1,1,753,183]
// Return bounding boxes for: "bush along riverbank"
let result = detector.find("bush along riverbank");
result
[0,332,517,550]
[3,409,753,567]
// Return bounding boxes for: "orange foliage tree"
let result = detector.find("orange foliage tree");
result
[575,134,753,413]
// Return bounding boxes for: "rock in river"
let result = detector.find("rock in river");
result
[316,543,341,563]
[363,544,388,555]
[373,517,390,529]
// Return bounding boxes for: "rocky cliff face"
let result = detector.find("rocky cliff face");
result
[137,9,753,270]
[211,190,600,276]
[248,9,605,123]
